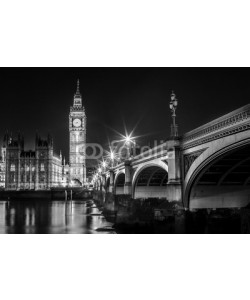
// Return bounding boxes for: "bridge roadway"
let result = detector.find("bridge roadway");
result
[94,104,250,210]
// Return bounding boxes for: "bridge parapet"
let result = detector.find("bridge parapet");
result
[182,104,250,150]
[111,142,168,173]
[112,162,125,175]
[131,143,168,166]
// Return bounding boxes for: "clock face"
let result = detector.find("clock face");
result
[73,118,81,127]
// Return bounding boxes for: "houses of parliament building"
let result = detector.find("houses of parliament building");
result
[0,80,87,190]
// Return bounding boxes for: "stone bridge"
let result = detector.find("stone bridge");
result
[95,104,250,210]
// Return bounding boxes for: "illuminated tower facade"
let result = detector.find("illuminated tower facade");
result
[69,80,86,186]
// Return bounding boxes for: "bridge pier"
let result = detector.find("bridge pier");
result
[101,174,106,192]
[124,160,132,195]
[166,139,183,203]
[109,170,115,193]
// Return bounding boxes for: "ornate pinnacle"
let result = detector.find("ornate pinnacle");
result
[73,79,82,106]
[76,79,80,95]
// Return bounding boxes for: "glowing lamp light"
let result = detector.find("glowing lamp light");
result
[110,151,114,161]
[102,161,107,168]
[98,167,102,173]
[125,134,135,147]
[125,135,133,144]
[171,91,176,101]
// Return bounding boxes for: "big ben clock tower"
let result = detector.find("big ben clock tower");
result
[69,80,86,186]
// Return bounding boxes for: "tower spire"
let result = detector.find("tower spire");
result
[76,79,80,94]
[73,79,82,106]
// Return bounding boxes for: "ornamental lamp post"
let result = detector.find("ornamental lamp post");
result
[125,135,135,159]
[169,91,179,137]
[110,151,115,168]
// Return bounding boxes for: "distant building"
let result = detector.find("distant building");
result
[0,143,6,188]
[62,157,70,187]
[3,133,66,190]
[86,159,98,183]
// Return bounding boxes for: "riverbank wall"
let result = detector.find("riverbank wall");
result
[0,188,93,200]
[93,191,248,233]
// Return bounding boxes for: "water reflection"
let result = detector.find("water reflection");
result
[0,200,115,234]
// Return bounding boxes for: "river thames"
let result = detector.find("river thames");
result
[0,200,116,234]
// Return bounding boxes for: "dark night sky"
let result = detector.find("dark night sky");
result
[0,68,249,161]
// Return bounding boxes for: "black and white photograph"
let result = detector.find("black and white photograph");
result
[0,68,249,234]
[1,1,249,300]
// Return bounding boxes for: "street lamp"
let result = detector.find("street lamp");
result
[125,135,132,145]
[110,150,115,168]
[102,161,107,169]
[169,91,178,137]
[124,134,135,159]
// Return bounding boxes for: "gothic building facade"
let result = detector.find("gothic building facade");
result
[0,79,86,190]
[4,133,65,190]
[0,144,6,188]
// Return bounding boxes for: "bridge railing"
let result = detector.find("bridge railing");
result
[111,143,168,171]
[131,143,168,161]
[182,104,250,145]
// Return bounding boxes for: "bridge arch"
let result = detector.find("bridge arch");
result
[184,138,250,209]
[132,162,168,199]
[114,170,125,195]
